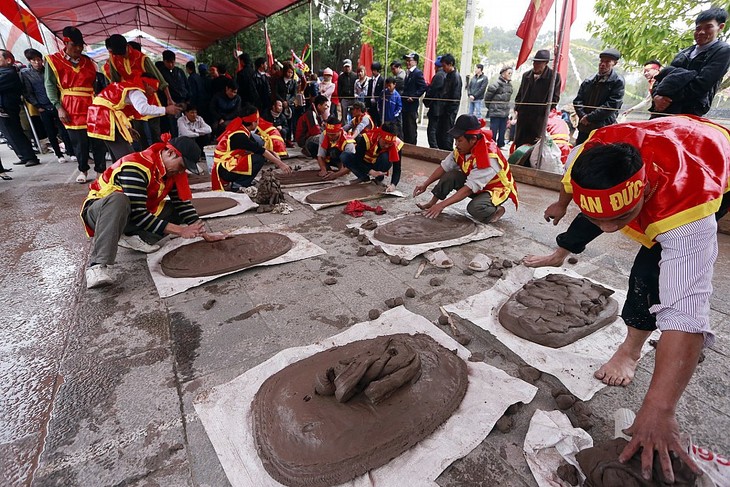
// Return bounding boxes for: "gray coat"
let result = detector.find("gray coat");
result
[484,76,512,118]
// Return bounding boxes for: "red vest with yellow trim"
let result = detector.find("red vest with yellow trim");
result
[453,136,519,208]
[212,121,255,190]
[564,115,730,247]
[320,130,355,163]
[103,47,163,118]
[348,113,373,134]
[81,143,192,236]
[87,82,143,142]
[45,52,97,129]
[361,131,404,164]
[256,118,288,157]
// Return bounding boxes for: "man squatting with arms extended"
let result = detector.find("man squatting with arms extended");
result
[413,115,518,224]
[82,135,224,289]
[525,115,729,483]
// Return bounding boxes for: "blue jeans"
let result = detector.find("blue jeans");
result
[468,100,483,118]
[490,117,508,148]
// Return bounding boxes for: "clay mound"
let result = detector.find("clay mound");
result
[160,232,292,278]
[305,183,383,204]
[278,170,328,186]
[576,438,697,486]
[252,333,468,487]
[373,213,476,245]
[191,197,238,216]
[498,274,618,348]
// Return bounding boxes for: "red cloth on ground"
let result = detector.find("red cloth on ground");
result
[343,200,386,217]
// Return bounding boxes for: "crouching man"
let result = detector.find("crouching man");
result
[81,135,222,289]
[212,103,291,192]
[413,114,518,223]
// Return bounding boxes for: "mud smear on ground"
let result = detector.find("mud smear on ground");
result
[226,303,284,323]
[169,312,202,383]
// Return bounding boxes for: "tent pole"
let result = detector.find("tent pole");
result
[381,0,390,124]
[535,0,569,170]
[309,0,314,72]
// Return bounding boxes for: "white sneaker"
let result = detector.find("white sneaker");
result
[57,155,67,163]
[118,235,160,253]
[69,155,78,162]
[76,171,87,183]
[86,264,113,289]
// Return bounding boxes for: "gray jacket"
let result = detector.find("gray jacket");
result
[484,76,512,118]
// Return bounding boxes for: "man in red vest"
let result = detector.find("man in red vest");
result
[81,135,220,289]
[44,26,104,183]
[413,115,518,223]
[316,116,356,179]
[341,121,403,192]
[525,115,729,483]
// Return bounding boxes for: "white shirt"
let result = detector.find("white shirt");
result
[126,90,166,117]
[177,115,212,138]
[440,151,499,193]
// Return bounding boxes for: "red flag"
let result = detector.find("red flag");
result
[0,1,43,44]
[556,0,577,92]
[515,0,555,68]
[264,25,274,70]
[423,0,439,83]
[358,43,374,76]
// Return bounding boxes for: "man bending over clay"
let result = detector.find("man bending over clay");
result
[413,114,517,223]
[524,115,729,483]
[81,135,225,289]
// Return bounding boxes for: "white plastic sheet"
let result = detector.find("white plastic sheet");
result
[194,306,538,487]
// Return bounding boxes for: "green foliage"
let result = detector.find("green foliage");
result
[589,0,730,66]
[361,0,486,67]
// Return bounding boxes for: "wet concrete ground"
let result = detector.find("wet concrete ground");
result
[1,138,728,487]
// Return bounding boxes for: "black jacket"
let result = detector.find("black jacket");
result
[440,69,462,113]
[402,67,427,113]
[484,76,513,118]
[663,40,730,115]
[424,69,446,116]
[337,71,358,99]
[466,73,488,100]
[573,69,625,132]
[0,65,24,113]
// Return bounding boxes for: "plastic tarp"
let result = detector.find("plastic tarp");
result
[22,0,305,52]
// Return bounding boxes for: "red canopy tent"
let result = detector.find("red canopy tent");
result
[20,0,306,52]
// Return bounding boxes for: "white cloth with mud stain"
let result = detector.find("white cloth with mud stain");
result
[193,306,538,487]
[146,225,326,298]
[524,409,593,487]
[191,191,258,219]
[347,209,502,260]
[287,183,405,210]
[444,265,660,401]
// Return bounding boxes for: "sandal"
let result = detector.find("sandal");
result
[0,173,12,180]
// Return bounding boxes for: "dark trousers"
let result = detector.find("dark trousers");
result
[0,109,39,163]
[341,150,391,182]
[432,170,497,222]
[104,132,134,163]
[427,114,440,148]
[67,128,107,173]
[402,110,418,145]
[218,154,266,188]
[436,108,458,150]
[39,108,74,157]
[490,117,508,148]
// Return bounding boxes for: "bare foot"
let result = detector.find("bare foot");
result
[487,206,506,223]
[416,201,434,210]
[594,344,641,386]
[523,247,570,268]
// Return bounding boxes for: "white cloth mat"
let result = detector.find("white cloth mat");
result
[147,225,325,297]
[193,306,538,487]
[287,183,405,210]
[444,265,660,401]
[523,409,594,487]
[192,191,258,219]
[346,208,503,260]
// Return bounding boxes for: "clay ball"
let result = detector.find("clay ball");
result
[551,386,571,398]
[495,415,514,433]
[393,296,404,306]
[405,288,416,298]
[455,334,472,345]
[517,365,542,384]
[400,259,409,266]
[389,255,402,265]
[202,299,216,310]
[384,298,397,308]
[568,256,578,264]
[555,394,577,410]
[366,249,377,256]
[468,352,485,362]
[357,247,367,257]
[368,309,381,320]
[488,269,503,278]
[463,268,474,276]
[324,277,337,285]
[557,463,579,486]
[437,315,450,326]
[502,259,513,268]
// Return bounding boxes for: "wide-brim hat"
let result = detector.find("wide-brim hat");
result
[169,137,201,174]
[448,114,481,137]
[530,49,551,62]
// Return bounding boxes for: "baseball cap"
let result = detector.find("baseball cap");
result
[342,59,352,67]
[434,56,443,67]
[169,137,202,174]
